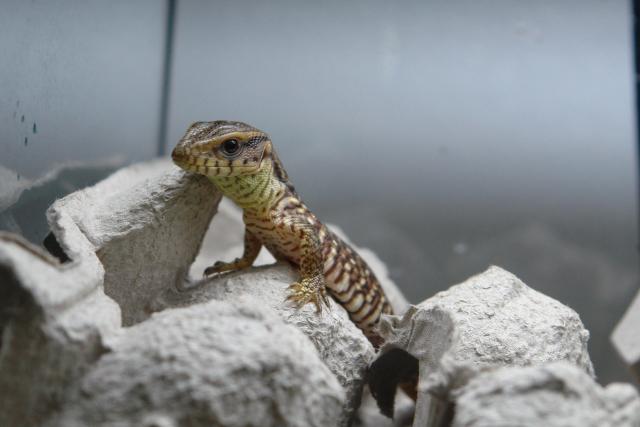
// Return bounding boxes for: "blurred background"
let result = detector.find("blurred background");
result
[0,0,637,385]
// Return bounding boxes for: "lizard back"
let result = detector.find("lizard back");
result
[244,195,394,346]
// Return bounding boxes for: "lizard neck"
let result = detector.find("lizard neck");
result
[210,160,285,210]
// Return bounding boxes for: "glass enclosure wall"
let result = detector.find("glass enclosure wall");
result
[1,0,636,384]
[0,0,166,243]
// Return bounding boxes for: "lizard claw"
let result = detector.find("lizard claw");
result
[203,260,233,277]
[285,276,330,313]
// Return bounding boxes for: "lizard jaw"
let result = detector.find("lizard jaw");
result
[171,142,268,177]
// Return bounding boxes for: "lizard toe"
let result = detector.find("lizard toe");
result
[285,279,328,314]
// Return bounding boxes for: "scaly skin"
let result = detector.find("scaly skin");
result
[172,120,393,347]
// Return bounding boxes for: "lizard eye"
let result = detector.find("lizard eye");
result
[221,139,241,156]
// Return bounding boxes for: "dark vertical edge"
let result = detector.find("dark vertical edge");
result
[158,0,177,156]
[634,0,640,252]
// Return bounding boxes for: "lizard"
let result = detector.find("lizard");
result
[171,120,393,347]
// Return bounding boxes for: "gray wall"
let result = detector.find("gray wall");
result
[168,0,635,228]
[0,0,636,384]
[0,0,165,178]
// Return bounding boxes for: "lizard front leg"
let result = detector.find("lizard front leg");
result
[204,229,261,276]
[279,217,330,313]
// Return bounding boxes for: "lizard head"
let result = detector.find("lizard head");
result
[172,120,272,177]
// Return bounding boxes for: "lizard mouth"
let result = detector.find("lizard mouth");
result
[171,151,265,177]
[171,146,188,164]
[171,142,269,177]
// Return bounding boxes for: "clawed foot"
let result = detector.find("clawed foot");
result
[203,259,244,277]
[285,275,330,313]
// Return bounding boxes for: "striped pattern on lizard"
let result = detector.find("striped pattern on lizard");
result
[171,120,393,347]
